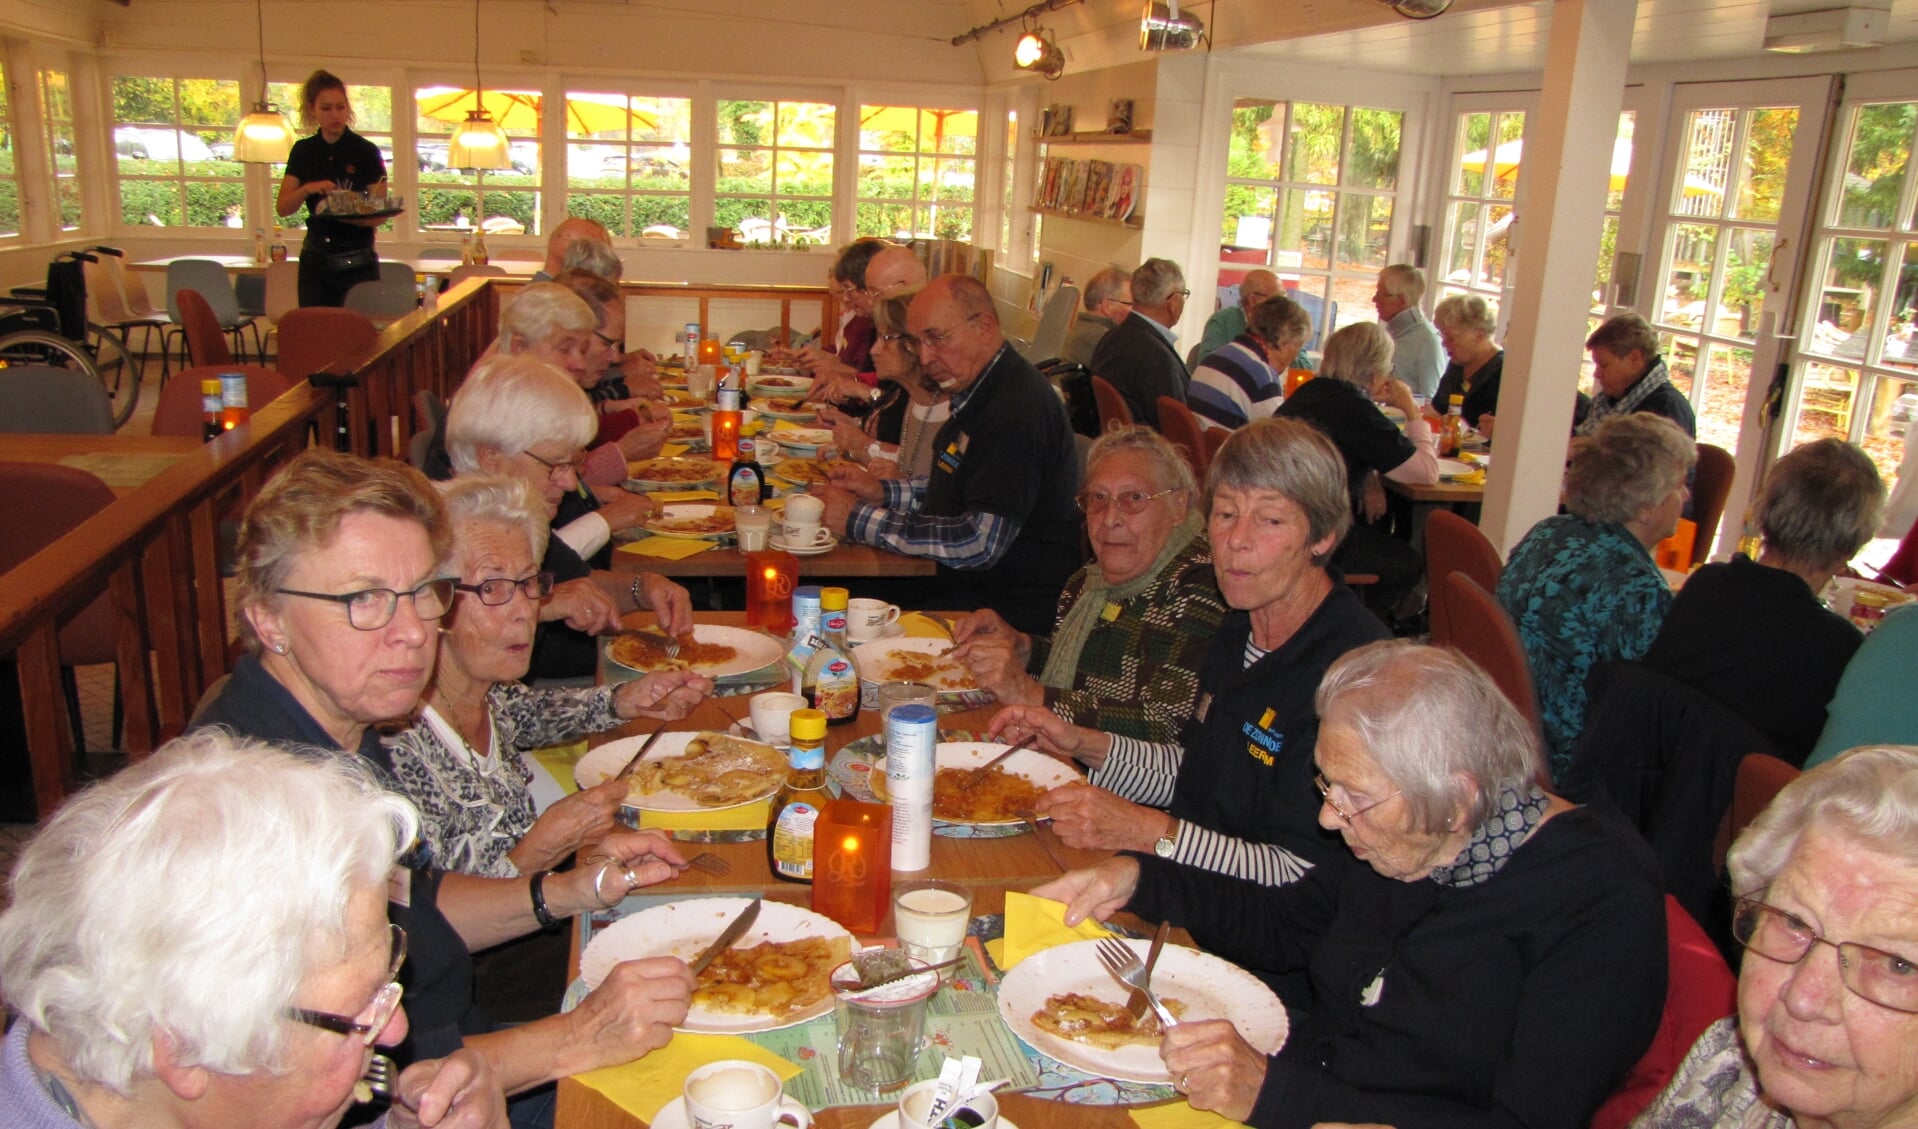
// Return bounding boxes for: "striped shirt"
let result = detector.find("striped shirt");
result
[1188,333,1283,430]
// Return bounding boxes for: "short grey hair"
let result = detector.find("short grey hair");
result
[1379,263,1425,306]
[1586,312,1661,360]
[1318,322,1394,387]
[0,730,417,1093]
[445,354,597,473]
[498,282,596,353]
[1434,293,1496,336]
[832,237,890,287]
[1758,438,1886,572]
[1317,640,1545,835]
[1131,258,1186,306]
[1087,424,1199,503]
[1206,416,1351,566]
[1729,745,1918,896]
[1084,267,1132,311]
[438,473,550,566]
[1248,293,1310,349]
[560,238,624,281]
[1565,414,1697,525]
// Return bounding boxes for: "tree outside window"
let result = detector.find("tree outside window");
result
[111,75,243,229]
[267,81,393,234]
[716,99,834,244]
[414,85,542,237]
[855,104,977,242]
[0,61,18,238]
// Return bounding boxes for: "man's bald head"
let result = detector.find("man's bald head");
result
[866,245,929,300]
[908,274,1004,394]
[1239,270,1281,312]
[545,217,612,275]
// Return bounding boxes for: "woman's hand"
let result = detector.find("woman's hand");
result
[1037,784,1173,853]
[951,608,1023,649]
[616,413,672,462]
[1160,1019,1270,1123]
[615,670,712,721]
[634,575,694,636]
[952,631,1042,708]
[830,419,872,459]
[550,828,688,915]
[986,705,1112,767]
[1029,856,1140,926]
[1477,412,1495,440]
[507,778,626,874]
[1370,375,1419,420]
[544,577,621,634]
[562,956,694,1072]
[390,1048,507,1129]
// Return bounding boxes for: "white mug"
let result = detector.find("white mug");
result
[748,691,808,746]
[784,494,825,524]
[683,1061,810,1129]
[846,598,901,643]
[778,521,832,548]
[897,1078,998,1129]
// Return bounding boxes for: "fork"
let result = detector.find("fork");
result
[353,1052,397,1104]
[1095,937,1180,1029]
[609,626,681,659]
[683,852,732,877]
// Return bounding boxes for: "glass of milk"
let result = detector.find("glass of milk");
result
[892,879,972,974]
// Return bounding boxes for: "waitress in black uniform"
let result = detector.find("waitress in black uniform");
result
[276,70,388,307]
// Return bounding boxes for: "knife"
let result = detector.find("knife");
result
[1128,919,1171,1021]
[848,956,966,992]
[687,898,762,976]
[612,725,673,780]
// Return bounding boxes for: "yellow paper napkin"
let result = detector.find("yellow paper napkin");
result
[639,798,772,833]
[897,612,952,640]
[659,443,692,458]
[526,740,588,797]
[646,489,722,504]
[618,537,719,561]
[573,1033,801,1123]
[1130,1102,1253,1129]
[983,891,1113,971]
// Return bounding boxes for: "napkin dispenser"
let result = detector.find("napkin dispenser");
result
[812,800,892,932]
[745,549,799,633]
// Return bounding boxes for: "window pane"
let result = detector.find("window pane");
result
[1335,193,1392,271]
[1808,237,1887,362]
[1790,362,1860,448]
[858,202,913,238]
[719,147,771,192]
[1223,185,1277,251]
[1888,241,1918,373]
[1864,375,1914,487]
[1716,228,1775,340]
[1594,216,1620,314]
[1838,102,1914,229]
[719,101,770,145]
[860,153,916,196]
[923,204,972,241]
[1348,108,1402,190]
[1661,223,1719,328]
[1454,113,1491,195]
[775,102,835,148]
[1661,332,1700,397]
[1696,342,1753,455]
[1677,109,1734,219]
[1279,188,1334,270]
[1482,204,1515,285]
[1446,201,1481,282]
[932,159,973,203]
[1230,100,1283,181]
[1285,104,1344,185]
[1488,113,1524,200]
[1735,107,1797,222]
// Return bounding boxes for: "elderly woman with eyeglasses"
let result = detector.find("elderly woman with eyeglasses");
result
[953,426,1225,743]
[386,475,710,880]
[0,731,506,1129]
[814,287,950,479]
[1637,745,1918,1128]
[990,419,1385,885]
[1037,642,1667,1129]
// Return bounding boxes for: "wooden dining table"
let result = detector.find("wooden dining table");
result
[555,610,1171,1129]
[613,537,937,580]
[0,433,204,496]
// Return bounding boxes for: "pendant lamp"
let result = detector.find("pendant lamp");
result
[448,0,511,170]
[233,0,293,163]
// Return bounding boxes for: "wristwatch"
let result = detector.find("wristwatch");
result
[1153,820,1181,859]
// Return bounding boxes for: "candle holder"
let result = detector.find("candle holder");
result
[697,337,725,367]
[745,550,799,633]
[813,800,892,933]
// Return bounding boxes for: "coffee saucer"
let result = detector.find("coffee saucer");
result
[771,531,838,556]
[867,1113,1020,1129]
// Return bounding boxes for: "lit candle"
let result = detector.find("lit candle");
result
[813,800,892,933]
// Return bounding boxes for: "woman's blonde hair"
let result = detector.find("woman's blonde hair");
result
[1564,414,1696,525]
[297,70,350,132]
[1317,322,1394,388]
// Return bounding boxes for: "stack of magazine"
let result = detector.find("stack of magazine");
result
[1037,158,1140,223]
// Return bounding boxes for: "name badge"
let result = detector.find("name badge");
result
[936,432,970,475]
[1100,602,1122,622]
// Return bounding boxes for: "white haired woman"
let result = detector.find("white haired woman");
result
[1498,413,1697,779]
[1431,293,1502,429]
[0,730,505,1129]
[387,474,710,879]
[815,287,951,479]
[1636,745,1918,1128]
[444,354,691,680]
[1037,641,1667,1128]
[954,425,1226,743]
[990,419,1387,891]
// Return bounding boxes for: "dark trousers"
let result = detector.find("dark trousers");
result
[298,242,379,307]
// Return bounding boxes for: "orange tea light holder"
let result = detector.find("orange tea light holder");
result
[813,800,893,933]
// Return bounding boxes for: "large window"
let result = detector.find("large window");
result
[717,99,834,243]
[414,85,543,236]
[266,81,394,233]
[0,60,17,238]
[563,93,691,239]
[1437,108,1525,317]
[855,104,977,241]
[1789,97,1918,490]
[39,70,79,232]
[1219,99,1403,335]
[111,75,243,228]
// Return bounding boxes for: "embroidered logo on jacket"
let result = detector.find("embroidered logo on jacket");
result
[935,432,969,475]
[1241,710,1284,766]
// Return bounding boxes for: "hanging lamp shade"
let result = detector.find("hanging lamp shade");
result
[448,108,511,169]
[234,102,295,163]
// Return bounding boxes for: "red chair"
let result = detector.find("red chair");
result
[175,287,234,367]
[1689,443,1735,567]
[1589,896,1737,1129]
[1090,374,1134,432]
[1202,426,1229,468]
[1439,571,1543,740]
[1424,510,1502,647]
[152,364,292,438]
[275,307,379,382]
[1155,395,1209,479]
[1713,752,1802,873]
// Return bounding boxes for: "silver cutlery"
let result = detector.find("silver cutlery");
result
[1127,919,1171,1021]
[1023,815,1069,873]
[970,733,1040,784]
[688,898,762,975]
[1095,936,1180,1029]
[352,1052,396,1104]
[607,625,681,659]
[682,852,732,877]
[613,725,673,780]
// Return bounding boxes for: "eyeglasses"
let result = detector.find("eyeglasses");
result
[456,571,555,606]
[521,448,588,482]
[275,577,458,631]
[1172,288,1191,300]
[593,330,620,349]
[1074,487,1178,515]
[877,332,919,354]
[1314,772,1402,826]
[914,313,983,351]
[1733,897,1918,1013]
[289,924,407,1045]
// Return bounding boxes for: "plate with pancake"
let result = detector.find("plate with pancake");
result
[605,623,784,679]
[768,427,835,455]
[770,458,839,488]
[997,938,1287,1083]
[627,457,722,491]
[580,897,854,1033]
[749,396,818,423]
[929,742,1081,826]
[747,374,812,399]
[851,637,980,697]
[644,503,737,540]
[574,730,785,812]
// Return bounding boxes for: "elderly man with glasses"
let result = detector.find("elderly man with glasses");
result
[1062,266,1133,368]
[815,273,1082,633]
[1091,257,1193,430]
[1192,269,1285,368]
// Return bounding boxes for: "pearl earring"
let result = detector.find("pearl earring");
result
[272,642,288,655]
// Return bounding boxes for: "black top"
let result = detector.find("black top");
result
[530,533,601,680]
[283,128,387,250]
[1574,376,1697,437]
[1125,806,1666,1129]
[923,344,1083,634]
[1090,311,1189,430]
[1640,554,1861,763]
[1430,350,1503,428]
[1276,378,1418,512]
[190,652,484,1063]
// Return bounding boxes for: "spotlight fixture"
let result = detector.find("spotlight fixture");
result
[1015,26,1066,79]
[232,0,292,163]
[1383,0,1453,18]
[448,0,511,170]
[1140,0,1205,52]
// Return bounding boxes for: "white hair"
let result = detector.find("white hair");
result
[438,472,551,565]
[560,238,624,281]
[498,282,596,352]
[0,729,418,1093]
[444,354,597,473]
[1729,745,1918,895]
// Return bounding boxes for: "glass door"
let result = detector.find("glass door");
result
[1435,92,1536,324]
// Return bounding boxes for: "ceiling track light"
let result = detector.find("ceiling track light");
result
[233,0,292,163]
[1015,23,1067,80]
[448,0,512,170]
[1383,0,1452,18]
[1140,0,1206,52]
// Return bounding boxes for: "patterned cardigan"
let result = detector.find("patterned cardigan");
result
[384,682,624,878]
[1026,538,1228,744]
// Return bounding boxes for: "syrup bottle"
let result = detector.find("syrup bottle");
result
[768,709,832,883]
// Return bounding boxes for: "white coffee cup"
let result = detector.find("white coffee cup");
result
[683,1061,810,1129]
[846,598,901,643]
[749,691,808,746]
[897,1078,998,1129]
[785,494,825,524]
[746,350,764,377]
[777,521,833,549]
